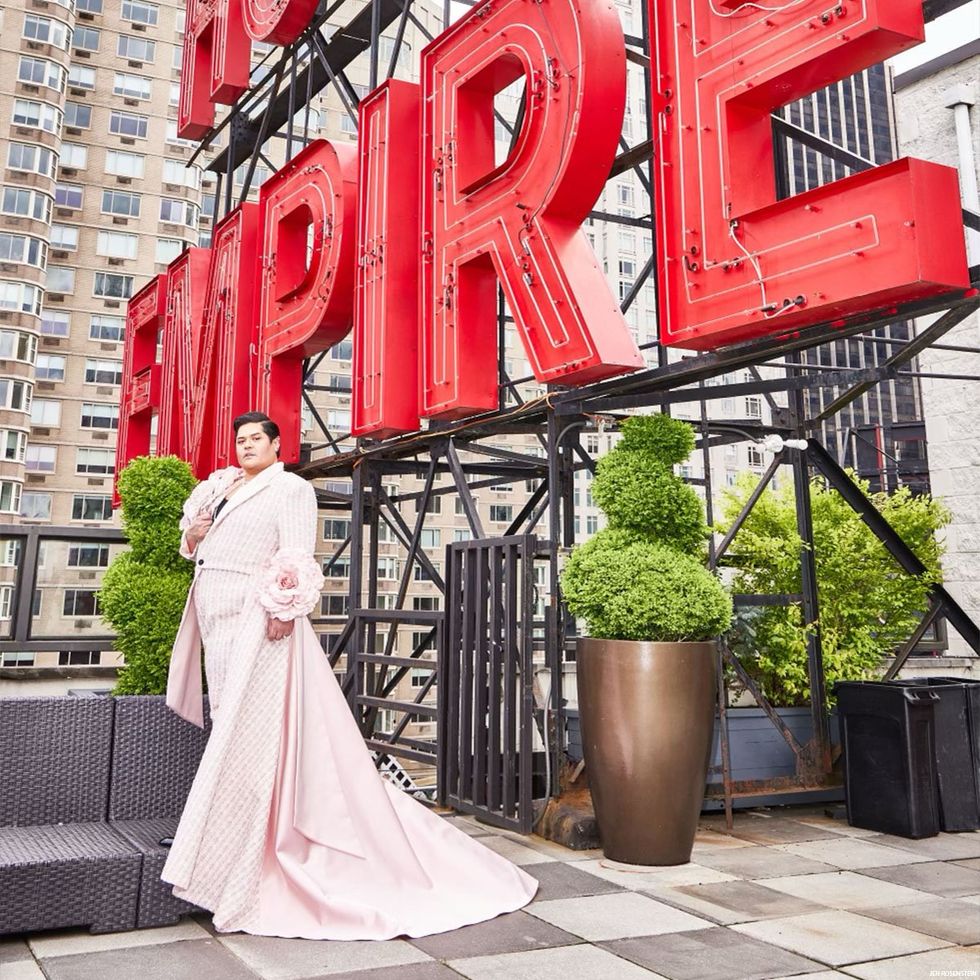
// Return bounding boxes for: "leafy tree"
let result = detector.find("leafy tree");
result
[718,473,950,706]
[562,415,732,641]
[100,456,197,695]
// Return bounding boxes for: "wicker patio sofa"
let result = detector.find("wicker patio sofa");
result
[0,695,211,936]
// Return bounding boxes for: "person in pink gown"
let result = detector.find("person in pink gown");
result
[161,411,538,939]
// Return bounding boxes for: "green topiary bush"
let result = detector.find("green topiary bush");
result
[100,455,198,695]
[562,414,732,642]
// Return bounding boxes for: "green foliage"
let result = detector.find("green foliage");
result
[561,413,732,643]
[562,529,732,641]
[719,473,950,706]
[592,452,707,553]
[617,413,696,464]
[100,455,197,695]
[115,455,197,570]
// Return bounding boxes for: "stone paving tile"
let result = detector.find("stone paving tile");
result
[488,828,605,863]
[692,844,836,879]
[601,926,826,980]
[859,859,980,897]
[840,944,980,980]
[856,897,980,946]
[760,871,935,910]
[408,909,579,960]
[526,891,710,942]
[789,817,880,840]
[956,857,980,870]
[0,938,33,964]
[217,934,433,979]
[39,938,258,980]
[27,919,211,959]
[523,860,626,901]
[774,838,935,870]
[473,835,555,865]
[573,857,737,890]
[321,963,466,980]
[440,816,496,838]
[448,942,666,979]
[865,831,980,861]
[731,910,952,967]
[646,879,826,926]
[0,961,46,980]
[771,973,852,979]
[725,818,841,847]
[691,829,758,852]
[960,894,980,904]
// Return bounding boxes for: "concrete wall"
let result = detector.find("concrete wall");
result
[894,54,980,656]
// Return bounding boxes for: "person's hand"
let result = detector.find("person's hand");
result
[186,510,213,551]
[267,616,295,642]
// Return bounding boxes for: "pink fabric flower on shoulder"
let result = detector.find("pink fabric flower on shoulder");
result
[258,548,325,622]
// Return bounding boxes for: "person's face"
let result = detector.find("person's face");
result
[235,422,280,474]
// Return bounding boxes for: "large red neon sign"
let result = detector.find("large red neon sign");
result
[118,0,970,488]
[651,0,969,348]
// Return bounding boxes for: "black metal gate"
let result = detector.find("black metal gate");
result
[440,534,538,832]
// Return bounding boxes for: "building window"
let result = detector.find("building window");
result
[72,25,100,51]
[6,143,56,179]
[329,339,352,360]
[323,519,350,540]
[20,491,52,520]
[76,447,115,475]
[96,231,139,260]
[416,495,442,515]
[19,56,67,93]
[453,528,471,542]
[80,402,119,429]
[108,110,148,139]
[72,494,112,521]
[25,445,56,473]
[0,482,23,515]
[89,315,124,342]
[377,557,398,580]
[76,0,103,12]
[63,589,101,617]
[84,358,123,384]
[101,189,141,218]
[0,234,47,270]
[68,543,110,568]
[1,187,52,222]
[121,0,159,25]
[113,72,151,100]
[412,596,440,612]
[0,281,43,316]
[61,145,89,173]
[59,651,101,666]
[24,15,72,51]
[155,238,182,264]
[40,311,70,337]
[35,354,66,381]
[49,225,78,252]
[67,64,96,90]
[321,594,348,616]
[159,198,200,228]
[162,159,201,189]
[0,585,13,619]
[92,274,134,300]
[489,505,513,523]
[31,398,60,426]
[12,99,62,135]
[63,102,92,129]
[116,35,155,62]
[104,149,145,178]
[45,266,75,294]
[324,557,349,579]
[54,183,83,209]
[0,330,38,363]
[0,430,27,462]
[420,529,441,549]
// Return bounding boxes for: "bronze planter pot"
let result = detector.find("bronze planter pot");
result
[577,637,718,865]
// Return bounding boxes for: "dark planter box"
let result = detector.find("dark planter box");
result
[566,705,843,808]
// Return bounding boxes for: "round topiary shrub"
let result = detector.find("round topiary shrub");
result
[100,455,198,695]
[562,529,732,641]
[561,414,732,642]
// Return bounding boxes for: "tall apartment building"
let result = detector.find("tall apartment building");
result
[781,64,931,493]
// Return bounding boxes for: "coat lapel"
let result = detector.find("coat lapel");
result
[209,461,283,533]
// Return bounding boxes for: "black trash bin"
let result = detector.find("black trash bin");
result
[893,678,980,832]
[835,681,940,839]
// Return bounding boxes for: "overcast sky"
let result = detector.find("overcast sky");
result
[887,1,978,73]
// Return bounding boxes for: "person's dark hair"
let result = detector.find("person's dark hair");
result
[232,411,280,455]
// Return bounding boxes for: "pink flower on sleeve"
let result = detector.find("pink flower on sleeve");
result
[258,548,325,622]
